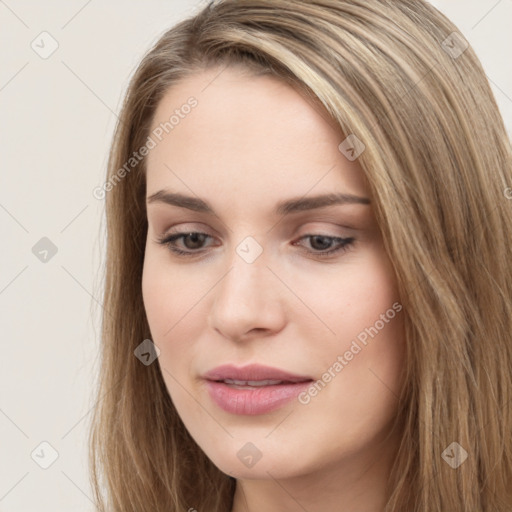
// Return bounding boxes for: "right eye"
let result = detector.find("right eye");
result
[156,231,215,256]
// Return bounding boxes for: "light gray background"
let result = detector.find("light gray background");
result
[1,1,511,510]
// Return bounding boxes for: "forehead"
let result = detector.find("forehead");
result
[146,66,368,204]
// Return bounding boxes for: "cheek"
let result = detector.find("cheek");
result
[294,248,402,347]
[337,252,405,379]
[303,249,406,400]
[143,248,197,335]
[142,258,207,417]
[141,252,205,370]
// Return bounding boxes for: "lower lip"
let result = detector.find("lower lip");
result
[204,380,312,415]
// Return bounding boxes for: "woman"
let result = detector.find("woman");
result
[89,1,512,510]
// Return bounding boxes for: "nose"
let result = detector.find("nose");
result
[207,247,287,342]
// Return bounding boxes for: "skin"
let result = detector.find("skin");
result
[142,65,406,512]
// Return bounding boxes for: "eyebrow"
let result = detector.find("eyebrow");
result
[146,190,371,215]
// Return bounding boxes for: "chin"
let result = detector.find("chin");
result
[202,439,311,481]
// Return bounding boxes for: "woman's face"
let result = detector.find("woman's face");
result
[142,66,406,482]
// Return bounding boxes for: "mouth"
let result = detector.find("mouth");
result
[210,379,313,390]
[202,364,314,415]
[202,363,313,383]
[219,378,303,389]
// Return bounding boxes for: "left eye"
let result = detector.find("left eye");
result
[156,232,355,257]
[294,234,355,256]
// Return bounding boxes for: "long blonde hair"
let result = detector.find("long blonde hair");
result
[89,1,512,510]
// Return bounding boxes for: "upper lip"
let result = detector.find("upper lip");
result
[203,364,313,383]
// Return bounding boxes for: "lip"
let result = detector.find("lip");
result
[202,364,313,415]
[203,363,312,383]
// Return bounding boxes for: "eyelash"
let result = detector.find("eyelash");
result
[156,231,356,258]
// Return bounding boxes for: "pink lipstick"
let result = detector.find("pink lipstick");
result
[202,364,313,415]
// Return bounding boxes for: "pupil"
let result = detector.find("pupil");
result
[311,235,332,250]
